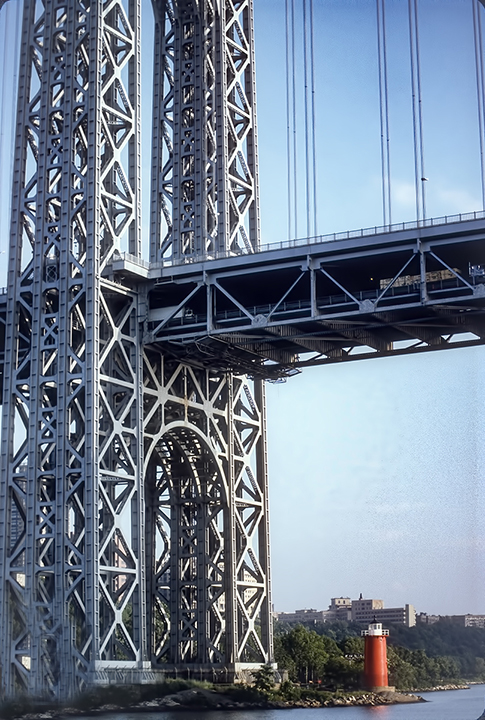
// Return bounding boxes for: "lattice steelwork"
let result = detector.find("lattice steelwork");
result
[0,0,272,699]
[143,359,271,668]
[150,0,260,262]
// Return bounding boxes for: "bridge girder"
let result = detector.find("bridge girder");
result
[107,215,485,378]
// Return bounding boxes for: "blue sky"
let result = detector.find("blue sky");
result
[267,347,485,616]
[1,0,485,617]
[255,0,483,244]
[254,0,485,616]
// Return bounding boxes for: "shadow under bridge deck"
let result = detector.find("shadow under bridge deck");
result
[1,214,483,388]
[114,214,485,380]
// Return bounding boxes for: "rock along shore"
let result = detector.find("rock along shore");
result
[414,683,470,692]
[124,688,425,710]
[9,687,426,718]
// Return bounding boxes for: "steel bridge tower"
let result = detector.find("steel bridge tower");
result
[0,0,272,698]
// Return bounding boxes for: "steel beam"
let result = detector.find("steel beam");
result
[0,0,144,697]
[108,216,485,378]
[150,0,260,262]
[1,216,484,383]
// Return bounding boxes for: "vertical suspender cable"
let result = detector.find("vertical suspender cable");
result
[473,0,485,210]
[291,0,298,238]
[408,0,426,222]
[285,0,317,239]
[0,10,6,172]
[303,0,311,237]
[383,0,391,226]
[0,5,10,255]
[1,3,21,192]
[376,0,392,227]
[285,0,293,239]
[309,0,318,236]
[11,0,21,180]
[377,0,387,225]
[414,0,426,221]
[0,7,7,165]
[1,0,22,260]
[408,0,420,222]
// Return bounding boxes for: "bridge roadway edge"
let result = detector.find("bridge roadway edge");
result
[114,216,485,380]
[0,215,484,392]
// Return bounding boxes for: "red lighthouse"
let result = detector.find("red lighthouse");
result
[362,621,389,691]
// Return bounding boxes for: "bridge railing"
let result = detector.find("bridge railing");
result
[1,209,482,290]
[142,208,485,269]
[256,208,485,255]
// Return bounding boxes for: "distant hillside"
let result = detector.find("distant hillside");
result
[386,621,485,680]
[387,620,485,655]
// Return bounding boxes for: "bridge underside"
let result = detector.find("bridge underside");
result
[1,217,483,390]
[108,216,485,379]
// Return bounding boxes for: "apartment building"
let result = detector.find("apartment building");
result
[276,594,416,627]
[351,596,415,627]
[275,608,331,624]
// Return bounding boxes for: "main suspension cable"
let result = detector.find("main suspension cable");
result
[376,0,392,226]
[473,0,485,210]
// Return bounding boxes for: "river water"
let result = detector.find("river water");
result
[75,684,485,720]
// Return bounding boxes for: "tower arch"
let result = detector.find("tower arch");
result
[145,424,229,666]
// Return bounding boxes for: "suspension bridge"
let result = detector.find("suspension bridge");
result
[0,0,484,700]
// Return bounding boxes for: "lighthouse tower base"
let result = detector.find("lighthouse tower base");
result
[362,621,391,692]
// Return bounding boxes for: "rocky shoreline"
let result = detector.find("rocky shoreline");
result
[414,683,470,692]
[117,687,426,710]
[6,687,426,719]
[12,679,483,718]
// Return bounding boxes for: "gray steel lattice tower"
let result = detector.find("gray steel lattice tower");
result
[0,0,272,698]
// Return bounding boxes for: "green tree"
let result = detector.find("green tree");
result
[274,619,485,690]
[325,654,362,690]
[275,625,330,683]
[252,664,275,693]
[340,635,364,656]
[387,645,416,689]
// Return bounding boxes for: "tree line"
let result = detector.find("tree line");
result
[274,620,485,689]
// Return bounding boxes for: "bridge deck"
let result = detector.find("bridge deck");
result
[0,213,483,385]
[114,213,485,379]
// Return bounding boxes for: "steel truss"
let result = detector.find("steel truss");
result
[133,217,485,378]
[143,359,271,670]
[150,0,260,262]
[0,0,271,699]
